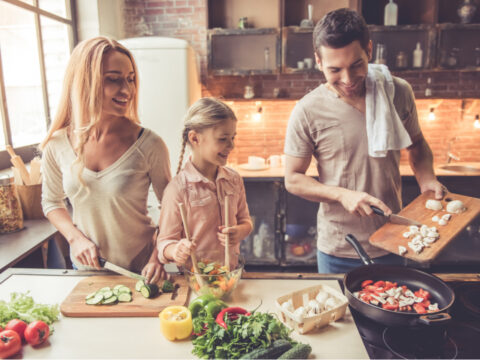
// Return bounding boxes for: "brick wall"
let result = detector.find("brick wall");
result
[226,99,480,166]
[123,1,480,99]
[123,1,480,166]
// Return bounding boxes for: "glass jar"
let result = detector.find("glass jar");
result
[0,177,24,233]
[395,51,408,69]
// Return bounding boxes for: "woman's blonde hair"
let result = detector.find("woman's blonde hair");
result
[40,36,139,186]
[177,97,236,174]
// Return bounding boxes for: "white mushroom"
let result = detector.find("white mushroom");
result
[409,225,420,234]
[307,299,321,315]
[292,306,307,322]
[398,245,407,256]
[281,299,294,314]
[324,297,339,310]
[441,214,452,221]
[446,200,466,214]
[315,291,329,308]
[403,231,412,238]
[426,199,443,211]
[438,219,448,226]
[432,215,440,222]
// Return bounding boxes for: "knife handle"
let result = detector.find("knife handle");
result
[98,257,106,267]
[370,206,385,216]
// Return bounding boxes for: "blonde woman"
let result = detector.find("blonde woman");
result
[156,98,252,267]
[40,37,171,283]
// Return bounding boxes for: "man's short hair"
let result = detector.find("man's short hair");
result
[313,8,370,58]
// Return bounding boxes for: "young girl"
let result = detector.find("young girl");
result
[156,98,252,267]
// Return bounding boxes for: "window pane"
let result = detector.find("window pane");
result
[41,16,71,123]
[0,104,6,150]
[38,0,68,19]
[0,1,47,147]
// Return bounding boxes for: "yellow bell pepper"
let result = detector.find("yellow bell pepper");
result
[159,306,193,341]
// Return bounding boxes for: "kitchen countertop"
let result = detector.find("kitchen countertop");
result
[0,219,57,272]
[233,162,480,178]
[0,268,369,359]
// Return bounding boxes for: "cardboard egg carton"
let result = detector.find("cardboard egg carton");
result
[275,284,348,334]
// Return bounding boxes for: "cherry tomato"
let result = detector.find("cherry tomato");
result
[5,319,27,341]
[24,321,50,346]
[0,330,22,359]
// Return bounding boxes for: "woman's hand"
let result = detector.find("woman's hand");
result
[70,235,101,269]
[338,189,391,217]
[141,259,166,284]
[217,226,242,246]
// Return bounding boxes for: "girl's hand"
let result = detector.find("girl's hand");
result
[141,259,166,284]
[70,235,101,269]
[217,226,242,246]
[172,238,195,267]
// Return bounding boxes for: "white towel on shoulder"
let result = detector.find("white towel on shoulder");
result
[365,64,412,157]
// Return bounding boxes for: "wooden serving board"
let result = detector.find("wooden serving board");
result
[369,191,480,263]
[60,275,189,317]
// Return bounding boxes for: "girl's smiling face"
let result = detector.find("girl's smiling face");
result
[190,117,237,170]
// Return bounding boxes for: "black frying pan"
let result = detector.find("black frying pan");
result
[343,234,455,327]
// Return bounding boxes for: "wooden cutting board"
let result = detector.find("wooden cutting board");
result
[369,191,480,263]
[60,275,189,317]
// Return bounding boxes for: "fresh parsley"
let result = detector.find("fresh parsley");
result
[192,311,296,359]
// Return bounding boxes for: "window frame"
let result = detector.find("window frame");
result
[0,0,77,169]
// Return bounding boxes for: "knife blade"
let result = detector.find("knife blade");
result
[370,206,422,226]
[98,257,146,281]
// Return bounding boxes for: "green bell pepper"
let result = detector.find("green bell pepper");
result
[188,294,227,318]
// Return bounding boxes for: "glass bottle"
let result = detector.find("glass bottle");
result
[384,0,398,26]
[264,47,270,70]
[0,177,23,233]
[413,42,423,68]
[374,43,387,65]
[458,0,477,24]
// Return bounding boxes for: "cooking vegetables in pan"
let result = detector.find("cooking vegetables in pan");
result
[354,280,439,313]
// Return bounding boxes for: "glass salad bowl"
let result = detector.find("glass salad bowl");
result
[182,249,244,299]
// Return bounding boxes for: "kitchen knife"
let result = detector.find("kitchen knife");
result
[98,257,146,281]
[370,206,422,226]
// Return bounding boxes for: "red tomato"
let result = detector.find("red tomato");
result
[24,321,50,346]
[414,303,427,314]
[361,280,373,288]
[382,303,399,311]
[374,281,385,288]
[5,319,27,340]
[0,330,22,359]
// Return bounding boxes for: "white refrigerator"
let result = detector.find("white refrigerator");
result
[119,37,201,174]
[119,37,201,227]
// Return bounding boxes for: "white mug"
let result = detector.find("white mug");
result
[304,58,313,69]
[297,61,305,69]
[248,156,265,169]
[268,155,281,168]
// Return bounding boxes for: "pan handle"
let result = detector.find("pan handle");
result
[417,312,452,326]
[345,234,374,265]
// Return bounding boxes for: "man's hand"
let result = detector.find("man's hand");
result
[217,225,242,246]
[338,189,392,217]
[70,235,101,269]
[419,179,446,199]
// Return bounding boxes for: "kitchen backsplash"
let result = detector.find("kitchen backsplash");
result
[225,99,480,166]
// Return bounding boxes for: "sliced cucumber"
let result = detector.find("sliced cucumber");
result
[139,283,159,298]
[118,292,132,302]
[102,295,118,305]
[85,284,131,306]
[135,280,145,292]
[85,291,97,300]
[86,293,104,305]
[118,286,131,294]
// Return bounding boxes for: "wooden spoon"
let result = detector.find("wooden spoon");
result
[178,202,205,287]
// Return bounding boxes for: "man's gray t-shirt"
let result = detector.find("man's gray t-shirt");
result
[284,77,421,258]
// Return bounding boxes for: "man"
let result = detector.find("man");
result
[284,8,444,273]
